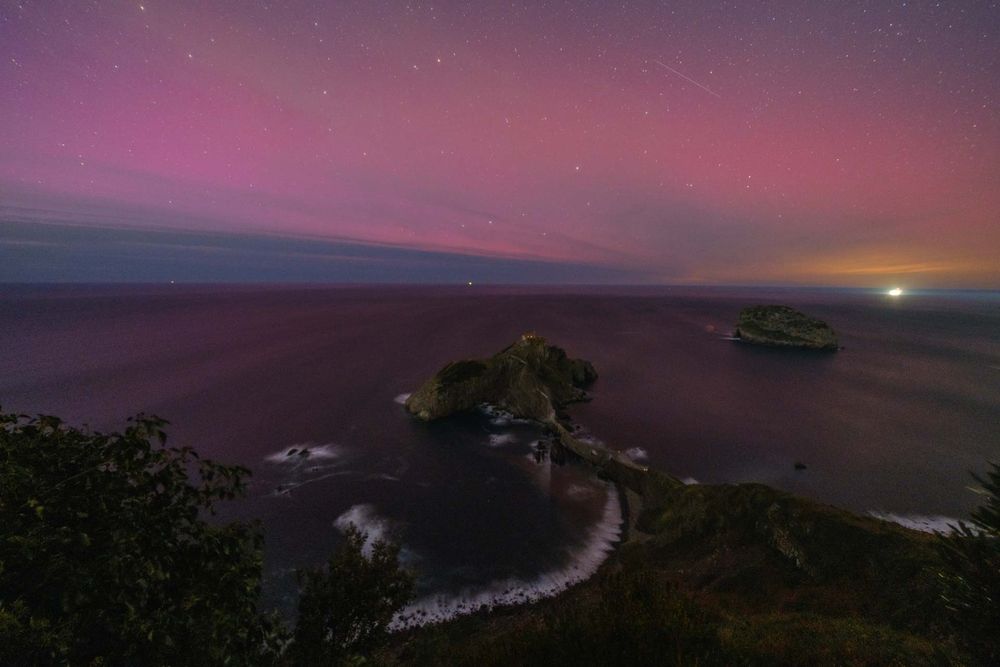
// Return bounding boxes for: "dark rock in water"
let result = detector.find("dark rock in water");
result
[404,333,597,422]
[734,305,839,351]
[794,461,807,471]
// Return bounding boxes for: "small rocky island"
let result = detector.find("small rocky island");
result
[734,304,839,350]
[406,333,652,487]
[405,333,596,422]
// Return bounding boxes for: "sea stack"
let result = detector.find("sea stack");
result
[404,334,659,493]
[734,305,839,351]
[404,333,597,422]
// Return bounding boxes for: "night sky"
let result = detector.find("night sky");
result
[2,1,998,286]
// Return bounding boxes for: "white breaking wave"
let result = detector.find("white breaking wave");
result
[574,432,603,446]
[273,470,355,497]
[394,393,411,405]
[390,484,623,631]
[265,443,350,497]
[868,511,964,534]
[367,473,401,482]
[487,433,517,448]
[681,477,699,485]
[625,447,648,462]
[479,404,530,426]
[335,504,393,556]
[265,443,341,464]
[565,483,596,500]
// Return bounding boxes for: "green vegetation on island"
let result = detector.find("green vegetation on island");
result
[735,304,840,350]
[405,332,597,422]
[405,333,650,485]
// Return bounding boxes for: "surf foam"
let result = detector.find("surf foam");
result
[868,511,964,534]
[487,433,517,447]
[389,483,622,630]
[479,404,530,426]
[264,443,351,496]
[566,483,596,500]
[625,447,648,462]
[335,504,393,556]
[264,443,341,464]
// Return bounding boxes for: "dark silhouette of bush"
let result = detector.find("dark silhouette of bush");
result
[0,410,287,665]
[291,525,414,665]
[0,410,414,666]
[938,461,1000,664]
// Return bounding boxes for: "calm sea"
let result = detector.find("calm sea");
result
[1,284,997,620]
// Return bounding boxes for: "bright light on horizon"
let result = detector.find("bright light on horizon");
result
[888,287,903,297]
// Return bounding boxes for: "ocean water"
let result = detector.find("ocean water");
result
[1,284,997,619]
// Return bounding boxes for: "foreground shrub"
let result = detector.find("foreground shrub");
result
[291,525,414,665]
[938,461,1000,664]
[0,411,284,665]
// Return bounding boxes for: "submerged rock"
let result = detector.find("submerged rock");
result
[734,305,839,351]
[404,333,597,422]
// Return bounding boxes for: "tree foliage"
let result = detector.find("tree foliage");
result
[938,461,1000,664]
[0,409,417,666]
[0,410,285,666]
[291,525,414,665]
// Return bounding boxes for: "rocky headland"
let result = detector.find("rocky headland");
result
[734,304,839,350]
[392,334,966,665]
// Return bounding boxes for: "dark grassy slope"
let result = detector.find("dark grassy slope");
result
[386,479,959,666]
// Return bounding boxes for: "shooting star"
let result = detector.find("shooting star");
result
[652,59,721,98]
